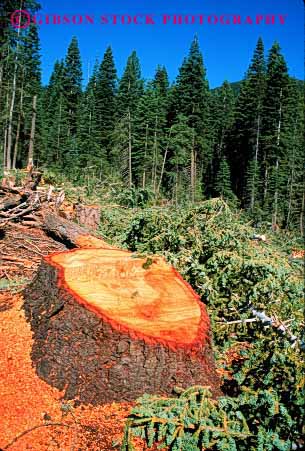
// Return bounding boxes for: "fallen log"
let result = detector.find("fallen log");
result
[43,213,117,249]
[0,194,24,211]
[23,247,220,404]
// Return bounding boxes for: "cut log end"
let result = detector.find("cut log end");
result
[23,247,221,404]
[47,248,205,346]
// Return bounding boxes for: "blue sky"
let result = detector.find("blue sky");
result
[32,0,304,88]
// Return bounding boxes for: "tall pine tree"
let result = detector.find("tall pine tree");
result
[209,80,235,197]
[95,46,117,160]
[133,66,169,192]
[41,59,69,168]
[169,36,211,201]
[282,79,305,232]
[63,36,82,137]
[261,42,289,227]
[228,37,266,207]
[113,51,143,187]
[77,60,105,174]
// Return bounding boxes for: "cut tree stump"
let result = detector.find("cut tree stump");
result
[23,247,221,404]
[75,203,101,231]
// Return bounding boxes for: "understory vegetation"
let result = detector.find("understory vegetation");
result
[96,199,304,450]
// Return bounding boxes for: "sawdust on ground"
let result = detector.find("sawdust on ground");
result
[0,292,155,451]
[0,226,150,451]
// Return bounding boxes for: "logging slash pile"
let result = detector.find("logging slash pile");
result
[0,169,101,231]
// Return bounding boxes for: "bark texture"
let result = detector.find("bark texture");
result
[44,213,116,249]
[75,204,101,231]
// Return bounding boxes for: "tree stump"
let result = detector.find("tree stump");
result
[75,204,101,231]
[23,248,221,404]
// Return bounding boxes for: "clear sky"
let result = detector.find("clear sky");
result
[31,0,304,88]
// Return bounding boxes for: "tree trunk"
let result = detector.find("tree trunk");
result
[272,89,282,229]
[12,80,24,169]
[250,113,260,211]
[6,19,21,170]
[12,112,21,170]
[152,115,158,194]
[56,97,62,161]
[44,213,116,249]
[3,119,8,171]
[300,189,304,237]
[23,248,220,404]
[175,165,179,205]
[190,129,196,203]
[272,158,279,229]
[128,109,132,188]
[142,123,149,189]
[263,166,268,203]
[157,126,172,196]
[27,94,37,169]
[0,62,3,104]
[285,118,298,229]
[6,75,16,170]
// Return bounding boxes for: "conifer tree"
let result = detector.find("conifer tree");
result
[169,36,211,200]
[153,65,169,96]
[110,114,131,182]
[95,46,117,159]
[167,114,194,203]
[261,42,290,227]
[229,37,266,205]
[133,84,160,190]
[133,67,169,192]
[116,51,143,116]
[77,61,105,174]
[276,78,304,232]
[114,51,143,187]
[1,4,41,170]
[62,36,82,137]
[21,23,42,168]
[41,60,70,168]
[214,157,234,200]
[209,81,235,196]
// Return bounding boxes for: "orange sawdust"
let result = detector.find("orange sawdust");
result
[0,292,142,451]
[48,249,203,345]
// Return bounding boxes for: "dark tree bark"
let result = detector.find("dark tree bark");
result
[43,213,114,249]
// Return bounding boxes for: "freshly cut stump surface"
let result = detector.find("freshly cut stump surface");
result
[24,248,220,404]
